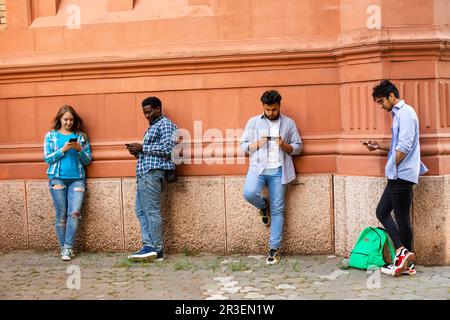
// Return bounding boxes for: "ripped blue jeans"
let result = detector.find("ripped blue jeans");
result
[49,178,86,250]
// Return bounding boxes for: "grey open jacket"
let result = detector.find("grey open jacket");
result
[240,114,303,184]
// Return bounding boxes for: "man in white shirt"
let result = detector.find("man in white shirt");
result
[241,90,303,265]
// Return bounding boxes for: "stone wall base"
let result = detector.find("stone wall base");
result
[1,175,448,265]
[0,175,333,256]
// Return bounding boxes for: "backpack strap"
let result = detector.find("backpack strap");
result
[377,227,396,261]
[370,227,383,250]
[386,237,396,261]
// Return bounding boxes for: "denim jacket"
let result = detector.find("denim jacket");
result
[43,130,92,178]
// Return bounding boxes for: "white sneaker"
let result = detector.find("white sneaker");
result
[381,262,416,276]
[392,248,415,277]
[403,263,417,276]
[61,249,74,261]
[381,263,395,275]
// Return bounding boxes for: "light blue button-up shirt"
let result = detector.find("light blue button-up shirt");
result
[44,130,92,179]
[385,100,428,183]
[240,114,303,184]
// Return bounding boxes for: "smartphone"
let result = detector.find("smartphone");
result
[69,138,77,143]
[362,140,375,149]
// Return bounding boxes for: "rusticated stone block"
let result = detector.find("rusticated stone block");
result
[225,175,334,255]
[412,176,449,265]
[333,176,385,257]
[0,181,27,250]
[79,179,124,252]
[26,179,124,253]
[283,175,333,255]
[26,180,58,251]
[162,177,226,254]
[224,176,268,254]
[334,175,450,266]
[122,178,140,252]
[123,177,227,254]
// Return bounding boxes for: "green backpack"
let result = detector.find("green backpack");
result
[348,227,396,270]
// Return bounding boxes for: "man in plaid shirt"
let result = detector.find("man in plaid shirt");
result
[126,96,177,262]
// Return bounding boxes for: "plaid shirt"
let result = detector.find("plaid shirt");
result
[136,115,177,177]
[43,130,92,178]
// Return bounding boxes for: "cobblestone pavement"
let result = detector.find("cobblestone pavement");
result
[0,250,449,300]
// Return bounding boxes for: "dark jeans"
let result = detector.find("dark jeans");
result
[376,179,414,251]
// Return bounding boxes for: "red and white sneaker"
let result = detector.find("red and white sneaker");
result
[403,262,417,276]
[392,248,415,277]
[381,262,417,276]
[380,263,395,275]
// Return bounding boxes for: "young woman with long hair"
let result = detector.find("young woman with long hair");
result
[43,105,92,261]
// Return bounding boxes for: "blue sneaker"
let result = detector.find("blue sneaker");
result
[127,246,157,262]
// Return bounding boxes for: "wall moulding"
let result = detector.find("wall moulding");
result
[1,135,450,163]
[0,50,337,85]
[1,40,450,86]
[335,40,450,66]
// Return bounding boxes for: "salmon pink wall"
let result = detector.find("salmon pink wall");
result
[1,0,450,179]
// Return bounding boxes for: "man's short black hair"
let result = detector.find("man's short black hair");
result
[261,90,282,105]
[142,96,162,110]
[372,80,400,101]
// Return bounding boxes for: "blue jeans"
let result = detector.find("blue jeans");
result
[243,167,287,250]
[136,169,165,252]
[49,178,85,250]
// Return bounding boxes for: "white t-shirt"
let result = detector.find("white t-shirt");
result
[265,118,282,169]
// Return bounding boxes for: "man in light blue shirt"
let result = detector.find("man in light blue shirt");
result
[240,90,303,265]
[364,80,428,277]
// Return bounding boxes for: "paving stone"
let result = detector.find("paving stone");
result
[221,281,239,287]
[205,295,229,300]
[244,292,267,299]
[0,251,449,300]
[220,286,242,294]
[239,286,262,293]
[275,284,297,290]
[264,295,288,300]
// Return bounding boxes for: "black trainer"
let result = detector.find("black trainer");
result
[260,198,270,226]
[266,248,280,265]
[156,251,164,262]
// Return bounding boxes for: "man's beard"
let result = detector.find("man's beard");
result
[267,113,280,120]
